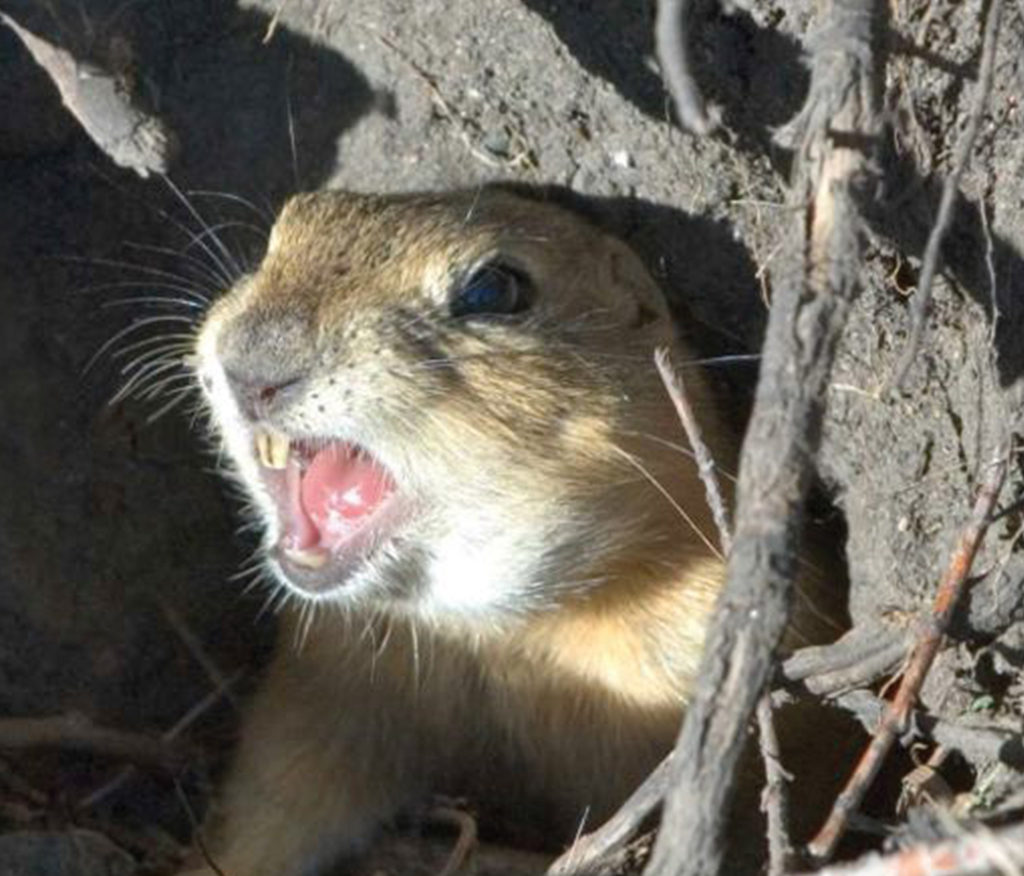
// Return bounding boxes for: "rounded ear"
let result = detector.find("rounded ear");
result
[598,236,670,329]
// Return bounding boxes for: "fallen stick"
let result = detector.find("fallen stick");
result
[547,751,671,874]
[808,821,1024,876]
[655,0,719,135]
[0,713,183,771]
[829,688,1024,769]
[644,1,885,874]
[79,669,243,809]
[757,697,795,876]
[806,436,1013,863]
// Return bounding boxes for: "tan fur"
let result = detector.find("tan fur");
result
[185,189,747,875]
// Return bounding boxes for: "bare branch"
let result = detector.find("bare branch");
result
[756,697,796,876]
[655,0,719,135]
[806,437,1013,863]
[644,2,885,873]
[810,821,1024,876]
[0,713,184,771]
[547,757,671,876]
[888,0,1005,391]
[781,626,910,696]
[655,346,733,553]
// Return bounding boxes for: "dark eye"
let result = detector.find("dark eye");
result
[450,263,530,318]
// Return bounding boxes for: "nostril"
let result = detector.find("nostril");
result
[223,368,305,420]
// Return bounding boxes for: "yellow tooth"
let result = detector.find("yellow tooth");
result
[267,432,291,469]
[255,431,290,469]
[285,547,328,569]
[255,432,273,468]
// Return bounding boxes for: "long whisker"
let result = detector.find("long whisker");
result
[122,240,234,291]
[59,255,214,292]
[186,190,274,226]
[75,277,211,302]
[161,176,244,284]
[181,220,268,259]
[84,315,196,375]
[113,358,186,403]
[145,386,194,423]
[620,429,739,484]
[118,342,192,377]
[609,444,723,561]
[110,333,196,361]
[103,296,206,311]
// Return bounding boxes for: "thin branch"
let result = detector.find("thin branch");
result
[159,597,239,709]
[829,688,1024,769]
[644,1,884,874]
[810,821,1024,876]
[756,697,796,876]
[888,0,1005,391]
[655,0,719,135]
[655,347,733,553]
[429,802,479,876]
[78,669,244,809]
[806,436,1013,863]
[547,348,743,874]
[0,713,184,771]
[547,757,671,876]
[781,625,908,691]
[785,631,910,697]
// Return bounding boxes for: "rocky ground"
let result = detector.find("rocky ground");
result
[0,0,1022,874]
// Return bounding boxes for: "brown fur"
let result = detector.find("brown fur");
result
[185,189,766,875]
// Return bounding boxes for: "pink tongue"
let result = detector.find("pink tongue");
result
[296,445,395,551]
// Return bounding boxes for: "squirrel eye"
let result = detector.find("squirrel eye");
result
[450,263,530,318]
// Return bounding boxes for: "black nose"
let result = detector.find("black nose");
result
[216,310,312,421]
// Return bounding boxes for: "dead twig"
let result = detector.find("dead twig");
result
[781,625,907,686]
[548,347,743,874]
[547,758,671,876]
[79,668,244,809]
[644,2,884,874]
[809,820,1024,876]
[655,347,733,554]
[428,802,479,876]
[756,697,796,876]
[159,598,239,710]
[659,347,796,873]
[175,779,227,876]
[782,626,911,696]
[888,0,1004,392]
[806,437,1014,863]
[0,713,184,771]
[0,11,177,177]
[655,0,719,135]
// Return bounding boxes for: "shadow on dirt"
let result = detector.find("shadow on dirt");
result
[522,1,807,163]
[0,0,377,835]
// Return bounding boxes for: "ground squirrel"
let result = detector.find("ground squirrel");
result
[185,188,764,875]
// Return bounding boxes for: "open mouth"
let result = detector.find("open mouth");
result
[253,432,399,595]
